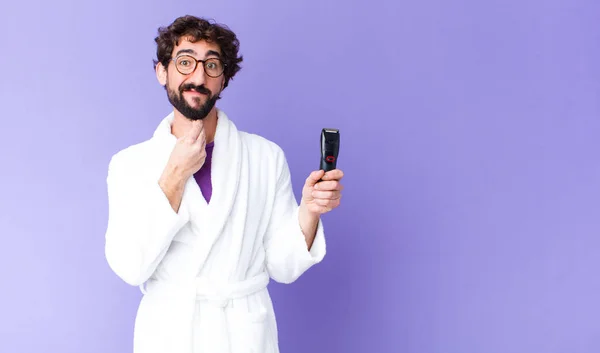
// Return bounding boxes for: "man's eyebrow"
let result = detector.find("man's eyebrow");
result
[174,49,222,59]
[205,50,221,58]
[174,48,197,57]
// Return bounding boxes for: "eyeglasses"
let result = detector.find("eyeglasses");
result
[172,55,226,78]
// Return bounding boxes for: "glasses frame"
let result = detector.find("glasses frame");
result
[172,54,227,78]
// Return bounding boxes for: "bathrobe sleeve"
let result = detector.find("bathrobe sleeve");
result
[263,147,327,284]
[104,152,189,286]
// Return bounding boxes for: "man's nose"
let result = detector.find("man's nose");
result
[187,63,206,85]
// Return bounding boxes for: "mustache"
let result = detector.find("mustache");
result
[180,83,212,96]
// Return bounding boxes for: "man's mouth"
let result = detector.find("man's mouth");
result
[184,88,204,95]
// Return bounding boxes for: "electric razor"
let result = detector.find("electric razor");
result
[320,128,340,173]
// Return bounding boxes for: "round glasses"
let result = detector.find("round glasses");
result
[173,55,226,78]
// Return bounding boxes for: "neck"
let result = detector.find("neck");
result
[171,107,218,143]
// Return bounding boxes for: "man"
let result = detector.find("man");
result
[104,15,344,353]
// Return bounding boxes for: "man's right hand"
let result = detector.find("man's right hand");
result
[166,120,207,182]
[158,120,206,212]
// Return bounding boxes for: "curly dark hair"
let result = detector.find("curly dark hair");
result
[153,15,243,89]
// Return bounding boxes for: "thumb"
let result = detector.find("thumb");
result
[305,170,325,187]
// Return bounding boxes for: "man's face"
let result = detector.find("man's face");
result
[157,38,225,121]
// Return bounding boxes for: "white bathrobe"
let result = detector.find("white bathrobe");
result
[104,109,326,353]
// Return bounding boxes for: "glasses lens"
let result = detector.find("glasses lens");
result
[175,55,196,74]
[204,58,224,77]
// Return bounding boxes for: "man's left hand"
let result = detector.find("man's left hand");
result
[300,169,344,215]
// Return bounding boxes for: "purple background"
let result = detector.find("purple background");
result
[1,0,599,352]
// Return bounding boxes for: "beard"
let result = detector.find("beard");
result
[166,82,220,121]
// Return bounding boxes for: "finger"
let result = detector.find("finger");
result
[322,169,344,181]
[327,199,341,209]
[314,180,341,191]
[314,198,330,206]
[195,128,206,147]
[311,190,341,200]
[187,120,204,141]
[314,198,340,210]
[305,170,325,187]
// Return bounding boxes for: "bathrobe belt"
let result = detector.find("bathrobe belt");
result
[143,271,270,306]
[141,271,271,352]
[193,271,270,307]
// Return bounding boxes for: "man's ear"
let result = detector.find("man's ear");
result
[156,62,167,86]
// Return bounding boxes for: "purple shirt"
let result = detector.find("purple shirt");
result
[193,141,214,203]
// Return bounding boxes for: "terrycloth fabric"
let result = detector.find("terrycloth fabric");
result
[104,109,327,353]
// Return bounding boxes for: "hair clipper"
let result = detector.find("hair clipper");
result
[320,128,340,173]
